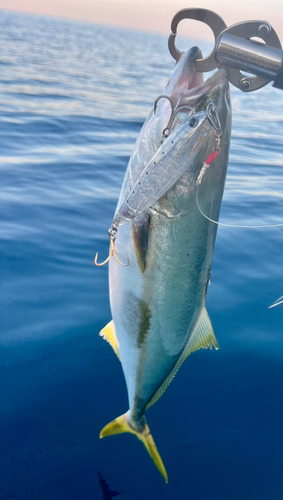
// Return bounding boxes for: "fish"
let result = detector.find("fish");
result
[98,46,231,483]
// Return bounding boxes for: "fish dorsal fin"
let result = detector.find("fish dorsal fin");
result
[146,307,218,409]
[99,320,121,361]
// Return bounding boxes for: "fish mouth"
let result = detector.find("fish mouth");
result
[166,46,204,98]
[163,50,229,140]
[185,68,228,98]
[167,46,228,106]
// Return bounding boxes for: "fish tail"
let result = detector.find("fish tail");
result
[100,412,168,483]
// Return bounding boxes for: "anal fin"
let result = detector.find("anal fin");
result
[185,306,219,354]
[146,307,218,409]
[99,320,121,360]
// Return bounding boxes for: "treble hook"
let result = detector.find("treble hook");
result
[94,222,130,267]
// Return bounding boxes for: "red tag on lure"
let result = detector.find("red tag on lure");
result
[205,151,219,166]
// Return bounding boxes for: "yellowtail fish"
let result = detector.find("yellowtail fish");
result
[98,46,231,482]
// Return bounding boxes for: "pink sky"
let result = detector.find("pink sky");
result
[1,0,283,40]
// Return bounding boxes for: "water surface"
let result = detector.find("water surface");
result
[0,9,283,500]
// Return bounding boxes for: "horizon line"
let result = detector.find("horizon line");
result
[0,7,210,43]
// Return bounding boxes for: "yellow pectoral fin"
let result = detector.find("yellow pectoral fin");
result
[99,320,120,360]
[100,413,168,483]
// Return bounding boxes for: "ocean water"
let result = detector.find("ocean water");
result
[0,9,283,500]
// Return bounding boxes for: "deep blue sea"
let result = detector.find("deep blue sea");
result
[0,9,283,500]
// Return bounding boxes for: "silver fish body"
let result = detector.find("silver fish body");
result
[99,47,231,482]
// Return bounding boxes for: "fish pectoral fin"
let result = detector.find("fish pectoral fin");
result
[100,413,168,483]
[99,320,121,360]
[146,307,218,410]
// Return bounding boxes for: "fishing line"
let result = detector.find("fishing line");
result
[268,296,283,308]
[196,152,283,229]
[196,185,283,228]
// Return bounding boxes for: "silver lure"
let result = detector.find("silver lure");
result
[99,47,232,482]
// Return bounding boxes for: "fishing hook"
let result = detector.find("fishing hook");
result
[95,223,130,267]
[94,240,130,267]
[207,103,222,152]
[154,95,175,138]
[153,94,174,115]
[207,103,222,137]
[154,95,194,138]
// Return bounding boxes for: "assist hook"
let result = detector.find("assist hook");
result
[154,94,194,138]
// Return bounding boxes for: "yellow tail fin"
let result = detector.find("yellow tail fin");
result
[100,413,168,483]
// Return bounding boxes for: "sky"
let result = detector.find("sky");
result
[1,0,283,41]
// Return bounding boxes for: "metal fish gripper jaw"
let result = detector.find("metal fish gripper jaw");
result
[168,8,283,92]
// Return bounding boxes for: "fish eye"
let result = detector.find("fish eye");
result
[189,117,198,127]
